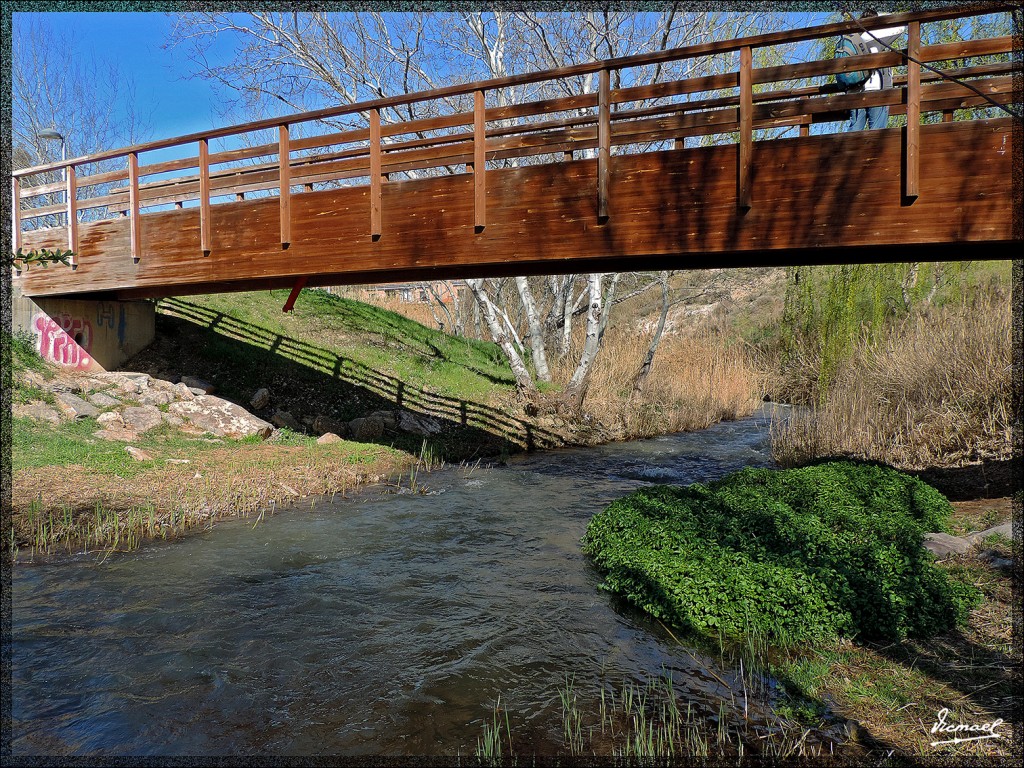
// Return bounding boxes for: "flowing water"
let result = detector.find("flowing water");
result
[12,405,798,757]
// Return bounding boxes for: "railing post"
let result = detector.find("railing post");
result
[11,177,21,254]
[738,45,753,210]
[473,88,487,231]
[905,21,921,201]
[370,108,382,240]
[128,151,141,262]
[199,138,211,255]
[66,164,78,264]
[598,67,611,221]
[279,124,291,248]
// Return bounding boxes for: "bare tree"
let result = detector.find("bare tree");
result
[12,17,149,226]
[167,10,788,404]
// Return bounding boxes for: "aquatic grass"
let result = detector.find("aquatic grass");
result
[474,696,513,765]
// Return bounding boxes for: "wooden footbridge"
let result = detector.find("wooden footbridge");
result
[12,7,1018,302]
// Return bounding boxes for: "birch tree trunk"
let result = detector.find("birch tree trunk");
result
[466,278,536,395]
[515,276,551,381]
[565,273,608,406]
[632,271,670,396]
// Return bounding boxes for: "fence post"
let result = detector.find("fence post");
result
[11,176,21,254]
[904,21,921,201]
[474,88,487,231]
[66,164,78,263]
[598,67,611,221]
[279,124,291,248]
[370,108,382,239]
[738,45,753,210]
[199,138,211,255]
[128,151,141,262]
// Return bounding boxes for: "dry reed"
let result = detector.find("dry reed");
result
[771,293,1012,469]
[553,326,764,440]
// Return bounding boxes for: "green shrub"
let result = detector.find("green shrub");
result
[583,461,979,645]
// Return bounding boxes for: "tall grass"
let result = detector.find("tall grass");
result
[771,293,1012,469]
[553,326,764,439]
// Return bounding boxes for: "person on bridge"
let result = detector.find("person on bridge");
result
[845,10,907,132]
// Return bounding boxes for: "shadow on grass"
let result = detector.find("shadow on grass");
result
[127,298,563,462]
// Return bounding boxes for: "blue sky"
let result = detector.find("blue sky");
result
[16,11,230,140]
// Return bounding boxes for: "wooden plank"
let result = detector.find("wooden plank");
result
[279,124,291,247]
[370,108,382,238]
[598,68,611,221]
[13,5,1004,183]
[474,89,486,230]
[11,177,21,252]
[128,151,141,262]
[16,120,1014,300]
[905,21,921,201]
[199,138,211,255]
[738,45,753,210]
[66,165,78,263]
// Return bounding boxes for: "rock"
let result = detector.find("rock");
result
[350,415,384,442]
[53,392,101,420]
[314,415,349,437]
[97,411,124,427]
[148,378,178,392]
[125,446,153,462]
[923,532,972,560]
[398,410,443,436]
[94,371,151,393]
[167,458,191,464]
[317,432,343,444]
[250,387,271,410]
[272,410,301,431]
[173,382,195,401]
[13,403,62,424]
[369,410,399,430]
[89,391,120,408]
[180,376,216,394]
[122,405,164,433]
[976,550,1014,570]
[138,389,175,406]
[168,395,273,440]
[93,428,140,442]
[162,412,185,427]
[967,522,1013,543]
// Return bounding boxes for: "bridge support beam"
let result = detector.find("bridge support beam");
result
[11,282,155,372]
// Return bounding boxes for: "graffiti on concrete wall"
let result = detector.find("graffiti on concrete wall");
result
[35,313,93,369]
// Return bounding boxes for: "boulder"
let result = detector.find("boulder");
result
[250,387,271,410]
[125,446,154,462]
[923,532,972,560]
[173,382,196,401]
[272,410,301,431]
[967,522,1013,543]
[53,392,100,420]
[369,410,399,430]
[317,432,343,445]
[138,389,175,406]
[398,410,443,436]
[94,371,151,394]
[314,415,350,437]
[13,403,61,424]
[89,391,121,408]
[97,411,124,427]
[122,405,164,434]
[180,376,216,394]
[93,427,140,442]
[350,415,384,442]
[162,412,185,427]
[168,395,273,440]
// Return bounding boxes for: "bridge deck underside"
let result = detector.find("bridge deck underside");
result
[18,119,1015,300]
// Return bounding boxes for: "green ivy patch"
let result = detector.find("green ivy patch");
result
[583,461,980,645]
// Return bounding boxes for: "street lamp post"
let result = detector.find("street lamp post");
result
[36,128,67,227]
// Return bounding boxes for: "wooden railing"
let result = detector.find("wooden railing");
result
[11,6,1014,267]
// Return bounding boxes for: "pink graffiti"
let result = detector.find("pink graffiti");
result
[35,314,93,369]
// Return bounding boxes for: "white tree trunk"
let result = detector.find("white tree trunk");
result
[466,278,536,394]
[632,271,670,396]
[566,273,605,404]
[515,276,550,382]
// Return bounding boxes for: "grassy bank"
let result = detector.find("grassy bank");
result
[582,463,1016,760]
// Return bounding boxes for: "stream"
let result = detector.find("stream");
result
[12,404,804,757]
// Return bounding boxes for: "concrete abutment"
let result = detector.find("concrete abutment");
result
[11,282,155,372]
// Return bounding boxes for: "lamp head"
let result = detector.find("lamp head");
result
[37,127,64,141]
